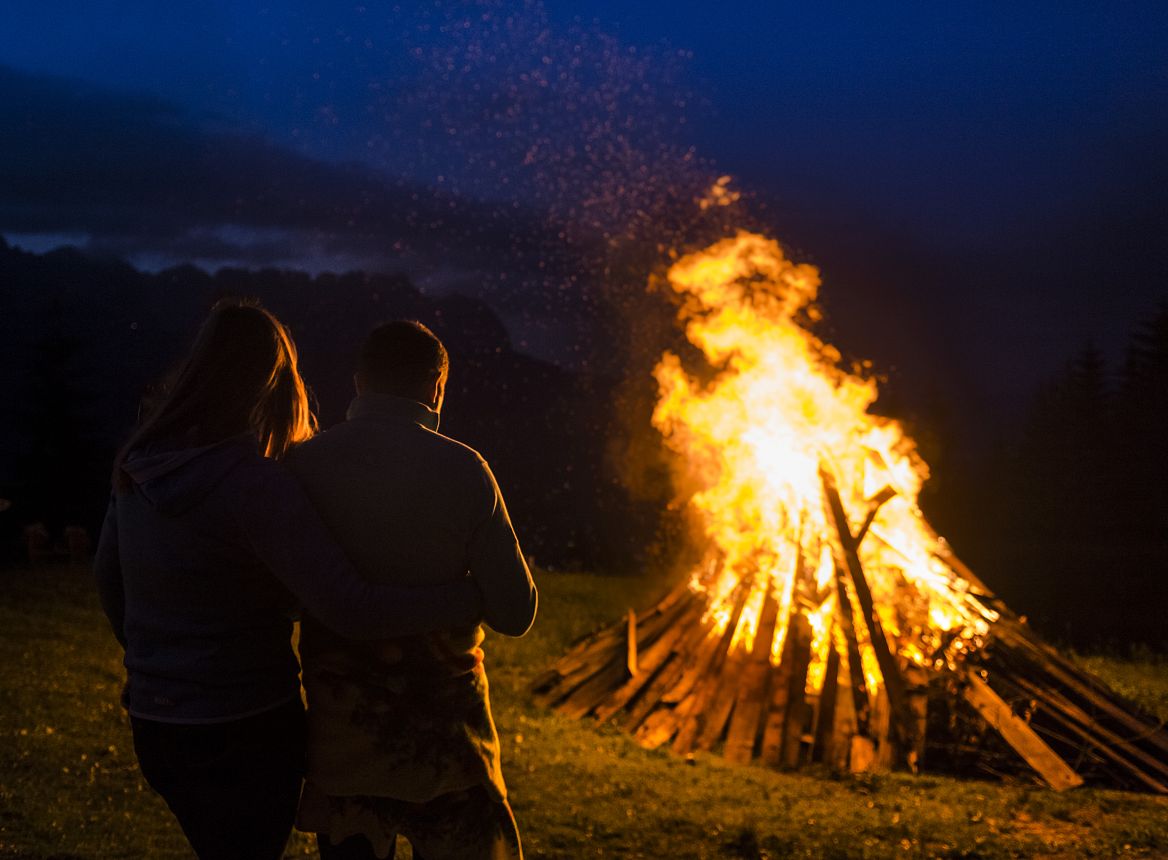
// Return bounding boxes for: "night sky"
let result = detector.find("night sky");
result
[3,1,1166,429]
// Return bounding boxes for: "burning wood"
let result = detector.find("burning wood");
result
[534,232,1168,792]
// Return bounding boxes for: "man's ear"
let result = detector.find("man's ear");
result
[353,371,365,396]
[430,373,447,412]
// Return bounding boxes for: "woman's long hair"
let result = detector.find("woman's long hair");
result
[114,299,316,487]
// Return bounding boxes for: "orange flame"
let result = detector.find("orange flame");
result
[653,230,995,695]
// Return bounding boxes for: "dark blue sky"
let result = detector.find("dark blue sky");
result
[2,1,1166,425]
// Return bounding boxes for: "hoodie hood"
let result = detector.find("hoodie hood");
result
[121,434,257,516]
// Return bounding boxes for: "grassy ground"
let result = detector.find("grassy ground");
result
[1071,652,1168,725]
[1,564,1166,859]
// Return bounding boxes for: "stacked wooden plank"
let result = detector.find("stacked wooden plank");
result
[532,475,1168,793]
[970,617,1168,793]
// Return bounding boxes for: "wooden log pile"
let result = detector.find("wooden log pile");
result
[532,474,1168,793]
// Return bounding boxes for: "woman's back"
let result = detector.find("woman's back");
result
[110,434,302,723]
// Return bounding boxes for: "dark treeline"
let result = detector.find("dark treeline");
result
[926,305,1168,650]
[0,238,664,574]
[2,238,1164,648]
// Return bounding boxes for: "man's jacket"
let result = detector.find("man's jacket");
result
[287,393,537,810]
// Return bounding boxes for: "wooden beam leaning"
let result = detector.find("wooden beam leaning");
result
[761,545,812,767]
[534,585,691,702]
[555,657,633,720]
[855,486,897,546]
[630,612,728,747]
[870,687,897,770]
[961,669,1084,792]
[820,468,916,761]
[592,602,706,723]
[780,611,814,768]
[532,645,621,708]
[811,640,841,763]
[1008,674,1168,793]
[661,616,730,706]
[622,621,716,737]
[631,617,730,749]
[626,608,639,677]
[993,620,1168,759]
[545,586,700,716]
[668,581,754,754]
[829,645,861,772]
[725,588,781,764]
[695,648,750,752]
[834,565,872,736]
[760,609,797,766]
[904,664,929,773]
[549,579,685,672]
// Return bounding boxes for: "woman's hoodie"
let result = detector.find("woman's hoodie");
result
[94,434,482,724]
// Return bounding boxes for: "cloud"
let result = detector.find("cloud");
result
[0,64,566,276]
[0,64,626,368]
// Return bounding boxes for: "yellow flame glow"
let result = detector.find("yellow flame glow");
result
[653,231,995,697]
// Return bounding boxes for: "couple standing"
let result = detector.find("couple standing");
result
[94,301,537,859]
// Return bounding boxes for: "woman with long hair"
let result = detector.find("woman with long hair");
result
[93,299,482,860]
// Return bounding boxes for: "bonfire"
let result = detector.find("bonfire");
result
[534,231,1168,793]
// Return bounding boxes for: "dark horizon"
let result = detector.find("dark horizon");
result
[3,1,1166,432]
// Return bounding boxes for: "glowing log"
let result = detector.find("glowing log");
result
[810,640,841,763]
[833,562,872,735]
[779,611,814,769]
[724,589,780,763]
[821,469,916,764]
[626,609,638,677]
[670,581,753,753]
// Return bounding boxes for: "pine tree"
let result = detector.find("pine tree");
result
[1018,342,1115,542]
[1116,302,1168,538]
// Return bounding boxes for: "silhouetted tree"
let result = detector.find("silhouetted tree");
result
[1000,314,1168,648]
[1116,302,1168,540]
[13,301,104,530]
[1017,343,1115,542]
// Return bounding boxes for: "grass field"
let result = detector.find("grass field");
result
[1,563,1166,859]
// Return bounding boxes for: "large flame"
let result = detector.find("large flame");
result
[652,231,995,696]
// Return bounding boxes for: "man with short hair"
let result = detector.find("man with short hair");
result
[288,320,537,860]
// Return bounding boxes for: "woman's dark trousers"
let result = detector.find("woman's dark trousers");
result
[130,697,306,860]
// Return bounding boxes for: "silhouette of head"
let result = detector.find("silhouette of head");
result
[115,298,316,484]
[356,320,449,411]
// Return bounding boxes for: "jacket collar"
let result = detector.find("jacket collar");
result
[345,393,440,432]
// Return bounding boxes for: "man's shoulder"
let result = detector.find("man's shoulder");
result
[425,427,488,468]
[290,421,487,473]
[410,428,493,490]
